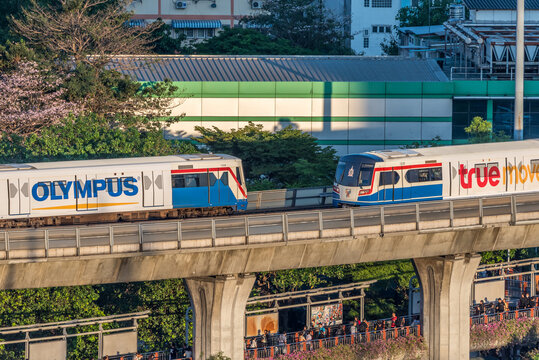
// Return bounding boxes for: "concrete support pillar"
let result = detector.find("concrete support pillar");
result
[185,274,255,360]
[413,253,481,360]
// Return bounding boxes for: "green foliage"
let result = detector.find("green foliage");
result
[403,136,442,149]
[98,280,191,352]
[207,352,232,360]
[150,19,187,54]
[193,27,312,55]
[397,0,453,27]
[465,116,510,144]
[195,122,338,189]
[0,114,198,163]
[380,35,399,56]
[244,0,353,55]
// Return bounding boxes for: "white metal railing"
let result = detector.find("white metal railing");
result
[1,193,539,261]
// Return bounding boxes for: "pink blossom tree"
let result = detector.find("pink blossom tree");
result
[0,61,81,136]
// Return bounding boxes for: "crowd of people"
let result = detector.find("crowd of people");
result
[472,293,538,316]
[245,313,420,354]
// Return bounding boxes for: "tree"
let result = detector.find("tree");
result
[396,0,452,27]
[194,122,338,189]
[0,61,81,136]
[11,0,160,69]
[243,0,353,55]
[150,19,187,54]
[380,34,399,56]
[464,116,510,144]
[192,28,312,55]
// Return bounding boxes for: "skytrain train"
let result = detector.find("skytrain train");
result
[0,154,247,227]
[333,140,539,207]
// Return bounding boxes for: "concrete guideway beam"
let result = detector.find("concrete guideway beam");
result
[414,254,481,360]
[185,274,255,360]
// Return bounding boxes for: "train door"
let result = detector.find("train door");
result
[208,171,219,206]
[76,175,98,211]
[378,169,399,202]
[457,160,469,197]
[142,171,164,207]
[8,178,30,215]
[394,167,404,201]
[524,156,539,192]
[217,169,232,204]
[506,157,518,193]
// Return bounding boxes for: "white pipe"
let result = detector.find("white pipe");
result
[514,0,525,140]
[444,22,472,45]
[456,23,484,44]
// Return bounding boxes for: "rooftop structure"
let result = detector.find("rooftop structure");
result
[111,55,448,82]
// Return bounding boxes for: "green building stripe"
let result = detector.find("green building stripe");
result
[162,81,539,99]
[176,116,452,122]
[315,140,453,146]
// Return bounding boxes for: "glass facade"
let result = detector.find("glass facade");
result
[453,99,539,140]
[452,100,488,139]
[492,100,539,139]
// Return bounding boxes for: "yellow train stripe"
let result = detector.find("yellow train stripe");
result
[32,202,139,211]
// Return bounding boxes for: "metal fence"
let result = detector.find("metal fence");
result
[244,325,421,359]
[2,193,539,260]
[247,186,332,211]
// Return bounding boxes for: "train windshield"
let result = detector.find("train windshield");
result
[335,161,375,187]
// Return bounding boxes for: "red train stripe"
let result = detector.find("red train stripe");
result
[171,167,247,198]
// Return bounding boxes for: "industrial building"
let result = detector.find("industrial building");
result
[113,55,539,155]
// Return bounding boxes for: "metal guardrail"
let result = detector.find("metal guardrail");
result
[247,186,332,211]
[2,193,539,261]
[244,325,421,359]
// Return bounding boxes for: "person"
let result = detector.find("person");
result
[184,346,192,358]
[479,300,485,315]
[278,332,287,355]
[299,333,305,343]
[526,293,534,309]
[399,317,406,328]
[260,330,268,348]
[357,320,367,333]
[495,298,504,313]
[503,298,509,312]
[350,321,357,336]
[391,313,397,328]
[306,330,313,350]
[411,316,420,327]
[519,293,527,309]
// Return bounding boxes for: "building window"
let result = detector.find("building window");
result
[372,0,392,7]
[363,37,369,48]
[492,100,539,139]
[452,100,487,139]
[372,25,392,33]
[364,0,370,6]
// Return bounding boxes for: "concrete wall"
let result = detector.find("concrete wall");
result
[2,221,539,290]
[165,81,454,155]
[129,0,262,27]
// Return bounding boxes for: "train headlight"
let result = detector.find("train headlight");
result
[333,185,340,194]
[358,189,369,195]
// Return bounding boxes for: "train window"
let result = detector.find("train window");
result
[430,167,442,181]
[379,171,400,186]
[335,162,346,183]
[220,172,228,186]
[405,170,418,183]
[172,174,186,188]
[405,167,442,183]
[358,163,374,186]
[531,160,539,173]
[185,174,200,188]
[236,167,243,185]
[475,163,486,179]
[209,173,218,186]
[418,169,430,182]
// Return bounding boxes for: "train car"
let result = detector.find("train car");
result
[333,140,539,207]
[0,154,247,227]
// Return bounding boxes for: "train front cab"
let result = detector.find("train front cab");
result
[333,154,445,207]
[333,154,380,207]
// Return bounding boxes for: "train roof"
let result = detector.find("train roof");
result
[0,154,239,171]
[366,139,539,161]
